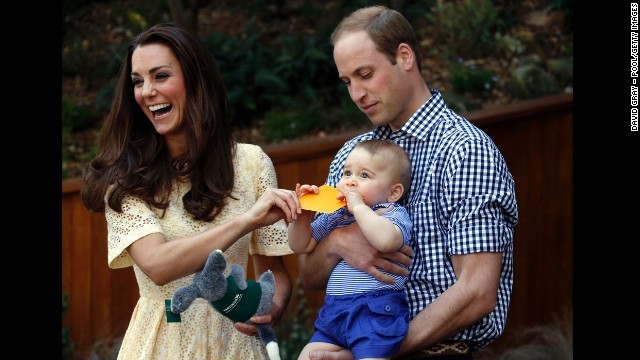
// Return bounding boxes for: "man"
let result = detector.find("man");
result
[298,6,518,359]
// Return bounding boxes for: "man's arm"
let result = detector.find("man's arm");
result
[298,222,413,290]
[393,251,502,357]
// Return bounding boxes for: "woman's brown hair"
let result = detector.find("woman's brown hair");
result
[82,23,235,222]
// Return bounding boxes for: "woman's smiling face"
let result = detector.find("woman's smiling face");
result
[131,43,187,140]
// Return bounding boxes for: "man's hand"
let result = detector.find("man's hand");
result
[332,224,412,284]
[298,217,413,289]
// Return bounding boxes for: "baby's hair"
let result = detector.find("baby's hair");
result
[353,139,412,195]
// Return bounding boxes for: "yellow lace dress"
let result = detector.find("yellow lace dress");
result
[105,143,293,360]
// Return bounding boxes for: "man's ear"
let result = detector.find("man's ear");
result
[387,183,404,203]
[396,43,415,71]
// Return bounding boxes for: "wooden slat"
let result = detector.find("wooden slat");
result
[477,106,573,351]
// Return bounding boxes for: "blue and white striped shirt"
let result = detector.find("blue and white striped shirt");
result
[324,90,518,351]
[311,203,412,295]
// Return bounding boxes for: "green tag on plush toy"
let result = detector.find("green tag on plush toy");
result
[165,299,181,323]
[211,276,261,323]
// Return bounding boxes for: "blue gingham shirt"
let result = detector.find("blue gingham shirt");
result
[325,90,518,351]
[311,203,412,295]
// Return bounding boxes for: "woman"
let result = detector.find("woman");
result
[81,23,298,359]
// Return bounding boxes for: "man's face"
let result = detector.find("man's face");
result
[333,30,412,130]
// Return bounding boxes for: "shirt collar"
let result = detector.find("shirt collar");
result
[372,89,448,142]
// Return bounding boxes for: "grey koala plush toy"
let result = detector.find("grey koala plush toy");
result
[170,249,281,360]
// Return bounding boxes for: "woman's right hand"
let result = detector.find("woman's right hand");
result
[244,187,301,229]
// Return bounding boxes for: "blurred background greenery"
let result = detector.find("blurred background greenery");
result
[62,0,573,179]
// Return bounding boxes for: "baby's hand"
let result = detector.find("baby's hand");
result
[293,183,319,219]
[295,183,319,198]
[336,186,365,214]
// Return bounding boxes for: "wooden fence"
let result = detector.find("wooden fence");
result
[62,93,573,358]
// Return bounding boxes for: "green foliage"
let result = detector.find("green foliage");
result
[334,86,370,128]
[62,14,125,84]
[494,33,527,58]
[203,28,275,125]
[546,57,573,84]
[61,0,573,180]
[561,38,573,58]
[509,63,560,100]
[203,10,337,132]
[62,97,100,179]
[449,61,497,95]
[62,1,167,88]
[61,2,135,144]
[93,85,117,115]
[62,98,95,135]
[441,92,481,114]
[264,104,326,142]
[426,0,508,60]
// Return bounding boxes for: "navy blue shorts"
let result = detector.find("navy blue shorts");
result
[309,290,410,359]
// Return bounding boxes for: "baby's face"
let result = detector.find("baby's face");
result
[338,148,395,206]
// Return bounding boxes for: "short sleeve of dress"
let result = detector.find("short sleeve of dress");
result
[105,193,164,269]
[245,146,293,257]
